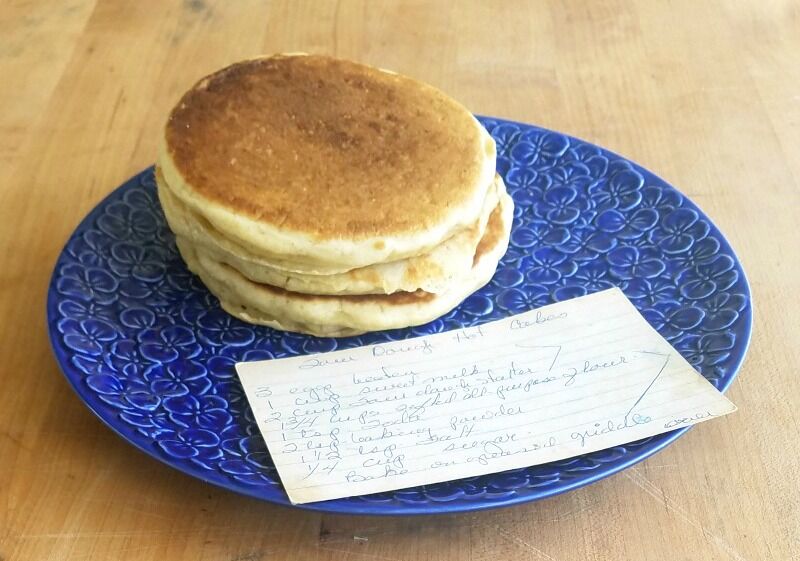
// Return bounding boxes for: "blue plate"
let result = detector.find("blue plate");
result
[47,117,752,515]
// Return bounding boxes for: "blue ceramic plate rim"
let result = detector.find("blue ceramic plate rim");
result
[47,116,752,515]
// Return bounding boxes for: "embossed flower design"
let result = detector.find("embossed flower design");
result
[675,255,738,300]
[178,291,220,325]
[152,265,203,310]
[117,277,161,302]
[221,434,267,459]
[138,325,202,362]
[700,292,747,332]
[505,167,542,207]
[458,293,494,318]
[510,219,570,249]
[109,242,167,283]
[248,328,293,352]
[552,284,589,302]
[218,457,275,485]
[219,433,273,480]
[490,265,525,289]
[106,339,154,378]
[641,303,705,340]
[564,146,608,179]
[627,232,660,249]
[443,315,477,333]
[606,246,666,280]
[86,373,158,410]
[125,180,162,215]
[196,309,256,347]
[624,277,679,307]
[220,436,273,479]
[606,159,635,177]
[120,408,172,438]
[546,161,594,190]
[69,230,114,268]
[496,284,551,313]
[119,308,156,329]
[213,380,249,415]
[57,298,118,323]
[639,185,682,212]
[572,208,599,229]
[72,355,114,376]
[596,208,658,240]
[59,318,118,356]
[489,123,521,155]
[533,186,590,225]
[527,171,553,194]
[674,333,735,368]
[163,394,232,430]
[143,359,211,397]
[98,200,159,241]
[510,131,569,168]
[157,428,221,459]
[558,226,615,261]
[570,260,617,292]
[649,208,710,254]
[57,264,119,304]
[588,169,644,211]
[522,248,578,285]
[672,236,721,269]
[565,144,601,162]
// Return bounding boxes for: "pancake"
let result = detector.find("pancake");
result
[159,53,497,271]
[159,168,506,294]
[176,189,514,337]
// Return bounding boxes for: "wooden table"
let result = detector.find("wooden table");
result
[1,1,798,559]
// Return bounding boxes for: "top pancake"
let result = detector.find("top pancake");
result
[159,54,496,270]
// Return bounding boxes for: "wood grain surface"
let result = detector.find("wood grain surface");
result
[1,1,798,560]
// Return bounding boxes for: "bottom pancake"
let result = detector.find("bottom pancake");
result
[177,190,513,336]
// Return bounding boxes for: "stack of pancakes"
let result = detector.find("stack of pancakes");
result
[157,54,513,337]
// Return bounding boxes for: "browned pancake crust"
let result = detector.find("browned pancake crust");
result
[472,204,504,266]
[165,55,491,240]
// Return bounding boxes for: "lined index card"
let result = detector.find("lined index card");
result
[236,288,736,504]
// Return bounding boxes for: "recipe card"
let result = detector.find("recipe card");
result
[236,288,736,504]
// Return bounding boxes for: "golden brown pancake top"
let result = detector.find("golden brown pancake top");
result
[164,55,492,240]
